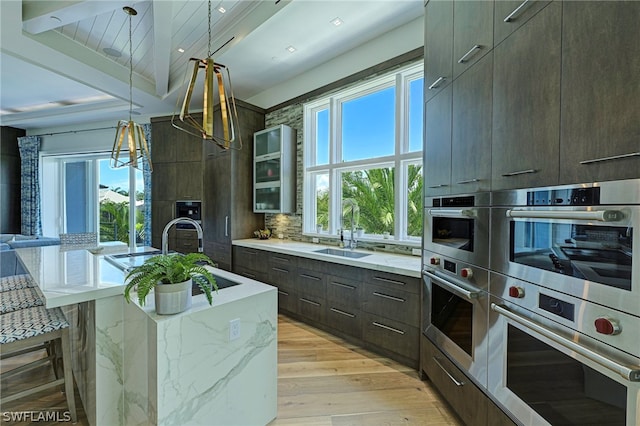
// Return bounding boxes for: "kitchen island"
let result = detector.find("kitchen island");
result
[13,245,278,426]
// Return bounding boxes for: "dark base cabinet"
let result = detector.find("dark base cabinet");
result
[232,245,421,368]
[420,336,516,426]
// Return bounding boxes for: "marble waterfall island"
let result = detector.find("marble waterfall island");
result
[123,269,278,426]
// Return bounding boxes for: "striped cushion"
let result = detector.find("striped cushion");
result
[0,306,69,344]
[0,287,44,314]
[0,274,36,292]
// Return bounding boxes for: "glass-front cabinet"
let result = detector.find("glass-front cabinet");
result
[253,124,296,213]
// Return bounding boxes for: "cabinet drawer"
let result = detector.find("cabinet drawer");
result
[270,263,295,291]
[234,247,269,274]
[366,270,420,294]
[205,242,230,267]
[277,288,298,314]
[298,295,324,323]
[234,265,265,282]
[363,313,419,361]
[363,284,419,327]
[325,302,362,339]
[297,268,326,299]
[421,336,488,426]
[326,274,361,305]
[270,252,298,269]
[174,238,199,253]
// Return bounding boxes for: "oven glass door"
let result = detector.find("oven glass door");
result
[423,269,488,387]
[489,302,639,426]
[510,219,632,291]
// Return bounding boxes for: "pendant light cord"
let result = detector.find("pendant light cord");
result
[207,0,213,58]
[128,10,133,122]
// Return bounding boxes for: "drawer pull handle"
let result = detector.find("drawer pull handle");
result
[272,256,290,263]
[427,183,448,189]
[300,273,321,281]
[428,76,446,90]
[580,152,640,165]
[300,298,320,307]
[241,272,256,279]
[330,308,355,318]
[372,321,405,335]
[372,292,405,303]
[243,250,257,256]
[372,276,405,286]
[331,281,356,290]
[503,0,530,22]
[433,356,465,387]
[272,267,289,273]
[455,178,480,185]
[278,290,289,296]
[501,169,537,177]
[457,45,481,63]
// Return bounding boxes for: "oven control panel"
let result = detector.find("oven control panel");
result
[526,186,600,206]
[539,293,574,321]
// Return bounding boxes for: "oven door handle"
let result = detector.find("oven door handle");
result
[491,303,640,382]
[423,269,482,300]
[428,209,476,218]
[505,209,624,222]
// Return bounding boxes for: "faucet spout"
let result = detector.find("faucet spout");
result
[341,198,359,250]
[161,217,204,254]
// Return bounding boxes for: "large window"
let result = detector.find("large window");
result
[303,63,423,243]
[42,154,145,247]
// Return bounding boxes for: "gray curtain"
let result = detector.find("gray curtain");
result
[17,136,42,236]
[142,123,152,247]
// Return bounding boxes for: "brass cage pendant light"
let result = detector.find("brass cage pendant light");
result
[171,0,242,150]
[111,6,152,171]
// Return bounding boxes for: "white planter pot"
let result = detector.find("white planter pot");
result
[154,279,192,315]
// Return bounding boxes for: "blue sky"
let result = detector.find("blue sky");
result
[99,159,143,193]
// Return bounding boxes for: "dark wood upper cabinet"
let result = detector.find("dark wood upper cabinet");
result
[560,1,640,184]
[451,52,493,194]
[424,85,452,196]
[424,0,453,102]
[491,1,561,190]
[494,0,551,46]
[452,1,494,79]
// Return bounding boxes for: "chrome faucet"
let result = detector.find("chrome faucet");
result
[161,217,203,255]
[342,199,359,250]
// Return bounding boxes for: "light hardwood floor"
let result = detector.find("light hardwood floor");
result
[1,314,460,426]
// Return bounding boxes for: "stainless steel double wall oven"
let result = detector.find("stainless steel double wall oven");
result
[422,180,640,425]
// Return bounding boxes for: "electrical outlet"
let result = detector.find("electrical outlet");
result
[312,237,319,243]
[229,318,241,341]
[412,248,421,256]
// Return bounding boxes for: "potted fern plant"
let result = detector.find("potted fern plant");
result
[124,252,218,315]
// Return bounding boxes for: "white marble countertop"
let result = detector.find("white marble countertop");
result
[233,239,422,278]
[134,266,277,322]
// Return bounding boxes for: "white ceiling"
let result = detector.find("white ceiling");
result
[0,0,423,130]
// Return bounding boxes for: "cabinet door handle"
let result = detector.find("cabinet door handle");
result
[428,76,446,90]
[330,307,356,318]
[330,281,356,290]
[432,356,465,386]
[427,184,448,189]
[579,152,640,165]
[300,298,320,307]
[503,0,531,22]
[455,178,480,185]
[300,273,321,281]
[372,276,406,287]
[501,169,537,177]
[278,290,289,296]
[457,45,481,63]
[372,321,405,335]
[272,267,289,274]
[225,216,229,237]
[372,291,405,303]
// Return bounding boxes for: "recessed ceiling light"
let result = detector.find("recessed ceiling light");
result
[178,48,185,53]
[330,17,343,26]
[103,47,122,57]
[286,45,296,53]
[217,6,226,13]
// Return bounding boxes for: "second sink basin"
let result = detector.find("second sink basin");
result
[314,248,371,259]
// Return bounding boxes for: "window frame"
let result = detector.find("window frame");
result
[303,62,423,244]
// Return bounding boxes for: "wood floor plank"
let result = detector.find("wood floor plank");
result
[331,407,462,426]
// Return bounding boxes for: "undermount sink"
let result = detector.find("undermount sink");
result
[313,248,371,259]
[105,250,164,272]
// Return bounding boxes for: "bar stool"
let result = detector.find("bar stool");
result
[0,305,77,422]
[0,274,36,292]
